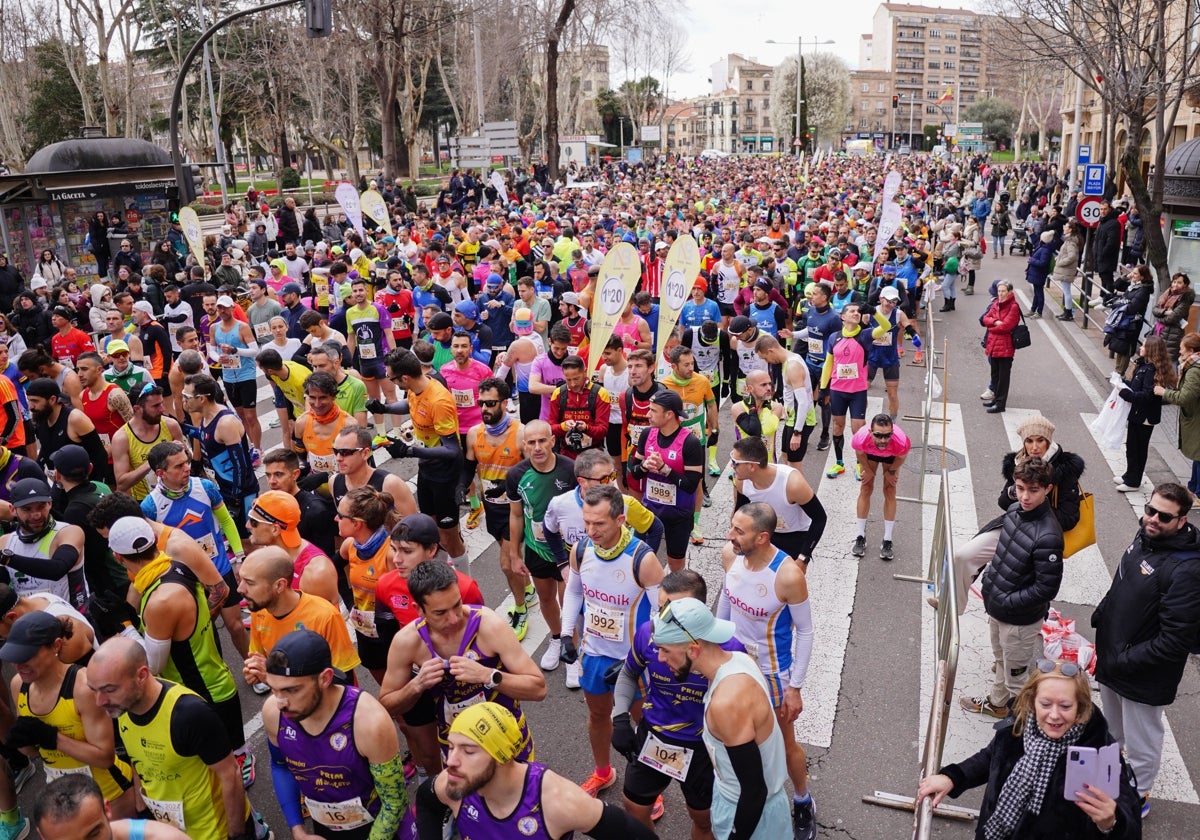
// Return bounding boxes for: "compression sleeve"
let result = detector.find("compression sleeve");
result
[638,515,664,556]
[213,503,244,556]
[726,741,768,839]
[587,802,658,840]
[871,309,892,340]
[796,495,827,558]
[612,665,640,717]
[560,564,584,638]
[4,543,79,578]
[267,740,305,828]
[79,430,109,477]
[144,635,172,675]
[380,399,411,416]
[411,433,462,461]
[0,401,17,443]
[368,752,410,840]
[495,363,511,381]
[820,352,833,389]
[715,585,732,620]
[234,338,260,358]
[788,599,814,689]
[415,776,450,840]
[543,528,569,567]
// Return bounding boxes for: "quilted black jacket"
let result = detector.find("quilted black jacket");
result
[982,498,1065,626]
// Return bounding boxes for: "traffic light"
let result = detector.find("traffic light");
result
[305,0,332,37]
[176,164,205,204]
[892,95,899,109]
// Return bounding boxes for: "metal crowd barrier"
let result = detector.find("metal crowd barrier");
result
[898,285,950,505]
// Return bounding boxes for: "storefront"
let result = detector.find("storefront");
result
[739,135,775,153]
[0,136,182,280]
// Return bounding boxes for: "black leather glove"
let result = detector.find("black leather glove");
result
[386,440,411,459]
[611,713,638,762]
[365,398,388,415]
[559,637,578,664]
[86,590,137,639]
[7,717,59,751]
[387,303,401,313]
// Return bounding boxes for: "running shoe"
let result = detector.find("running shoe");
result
[914,350,924,364]
[851,535,866,557]
[508,607,529,642]
[465,506,483,529]
[565,659,583,689]
[691,526,704,545]
[854,463,863,481]
[237,750,256,788]
[703,491,712,507]
[816,434,831,451]
[959,695,1009,718]
[0,816,29,840]
[580,767,616,797]
[250,448,262,468]
[523,583,538,608]
[1141,794,1151,819]
[793,797,817,840]
[651,796,665,821]
[708,456,721,476]
[826,462,845,478]
[540,638,562,671]
[880,540,895,561]
[11,762,33,794]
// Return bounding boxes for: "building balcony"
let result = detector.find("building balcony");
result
[897,32,924,42]
[896,77,921,88]
[897,47,925,56]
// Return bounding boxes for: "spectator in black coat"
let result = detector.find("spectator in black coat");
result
[1093,200,1123,299]
[110,237,143,276]
[1104,264,1153,377]
[88,211,112,278]
[1092,481,1200,815]
[0,254,24,314]
[302,207,322,244]
[10,292,52,352]
[920,663,1142,839]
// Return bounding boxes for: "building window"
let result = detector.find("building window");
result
[582,80,592,92]
[928,60,940,69]
[875,100,883,111]
[764,80,770,91]
[944,60,954,69]
[945,45,956,54]
[929,27,940,36]
[745,79,753,90]
[878,81,886,92]
[860,118,869,128]
[926,105,940,115]
[861,82,869,92]
[929,45,941,53]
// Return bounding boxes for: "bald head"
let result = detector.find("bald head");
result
[524,419,552,439]
[746,369,771,389]
[91,634,147,676]
[243,546,295,585]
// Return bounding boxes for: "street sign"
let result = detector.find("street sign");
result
[1078,145,1091,164]
[1083,163,1106,196]
[1077,196,1103,227]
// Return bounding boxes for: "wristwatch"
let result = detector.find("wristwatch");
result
[485,669,503,689]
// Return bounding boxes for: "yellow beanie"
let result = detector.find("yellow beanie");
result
[448,702,523,764]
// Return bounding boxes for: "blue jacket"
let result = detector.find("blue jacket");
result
[1024,241,1054,286]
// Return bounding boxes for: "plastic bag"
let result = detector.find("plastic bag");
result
[1041,608,1096,675]
[925,371,943,400]
[1089,385,1131,450]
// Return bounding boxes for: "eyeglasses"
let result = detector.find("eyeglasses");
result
[334,511,359,521]
[479,399,502,407]
[333,447,365,458]
[729,456,756,467]
[658,602,698,644]
[180,392,196,400]
[872,432,893,440]
[1144,503,1181,523]
[1036,658,1080,677]
[578,472,615,484]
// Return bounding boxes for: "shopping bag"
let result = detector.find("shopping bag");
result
[1052,483,1096,558]
[1089,386,1131,450]
[1042,608,1097,674]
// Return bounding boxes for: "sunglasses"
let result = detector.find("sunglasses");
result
[872,431,893,440]
[479,399,502,408]
[729,456,756,467]
[1144,503,1181,523]
[1036,658,1080,677]
[658,602,698,644]
[333,447,365,458]
[578,472,615,483]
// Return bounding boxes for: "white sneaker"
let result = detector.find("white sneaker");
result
[540,638,562,671]
[980,389,994,401]
[1113,475,1125,484]
[565,659,583,690]
[1116,484,1141,493]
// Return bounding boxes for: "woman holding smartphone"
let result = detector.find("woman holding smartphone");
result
[918,659,1142,838]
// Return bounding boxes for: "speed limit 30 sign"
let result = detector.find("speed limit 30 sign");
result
[1077,196,1104,228]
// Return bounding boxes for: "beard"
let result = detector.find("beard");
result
[445,759,496,801]
[670,655,695,683]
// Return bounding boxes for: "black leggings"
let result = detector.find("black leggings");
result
[988,356,1013,408]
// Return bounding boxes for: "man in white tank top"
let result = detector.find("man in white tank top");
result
[596,338,629,481]
[730,436,827,566]
[755,334,817,467]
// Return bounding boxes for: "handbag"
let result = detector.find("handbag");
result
[1011,309,1032,350]
[1052,483,1096,558]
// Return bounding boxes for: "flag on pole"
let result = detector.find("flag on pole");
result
[938,85,953,104]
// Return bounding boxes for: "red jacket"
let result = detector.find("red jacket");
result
[984,294,1021,358]
[547,382,612,458]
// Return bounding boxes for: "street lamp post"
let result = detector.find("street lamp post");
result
[909,93,916,149]
[767,36,834,154]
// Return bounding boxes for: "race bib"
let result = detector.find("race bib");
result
[310,453,337,473]
[98,433,111,447]
[43,764,90,783]
[253,322,271,340]
[628,425,647,448]
[743,641,759,661]
[142,796,186,831]
[220,354,239,370]
[196,533,218,559]
[203,466,217,482]
[645,478,678,506]
[359,343,377,360]
[452,389,474,408]
[835,363,859,381]
[349,607,378,638]
[531,521,545,542]
[585,603,625,642]
[638,732,695,782]
[305,796,373,830]
[807,337,823,356]
[444,691,485,723]
[705,368,720,387]
[538,290,553,299]
[566,345,580,356]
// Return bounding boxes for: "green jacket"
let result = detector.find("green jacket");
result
[1162,362,1200,460]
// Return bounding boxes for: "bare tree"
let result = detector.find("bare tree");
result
[610,14,690,141]
[991,0,1200,288]
[770,52,850,151]
[60,0,139,136]
[0,0,46,166]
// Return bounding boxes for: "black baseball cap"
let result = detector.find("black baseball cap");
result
[394,513,440,547]
[266,630,332,677]
[50,444,91,480]
[11,478,52,508]
[729,315,753,335]
[427,312,454,331]
[0,611,65,662]
[649,389,684,417]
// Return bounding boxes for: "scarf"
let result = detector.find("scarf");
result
[594,526,633,560]
[132,553,172,595]
[353,526,389,561]
[16,516,55,544]
[485,414,512,439]
[1015,440,1059,467]
[313,404,342,425]
[983,720,1084,840]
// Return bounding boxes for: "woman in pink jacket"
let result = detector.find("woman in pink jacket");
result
[982,280,1021,414]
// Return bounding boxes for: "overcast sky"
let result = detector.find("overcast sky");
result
[662,0,979,98]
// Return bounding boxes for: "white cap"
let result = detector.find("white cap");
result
[132,300,155,315]
[109,516,156,555]
[880,286,901,301]
[216,295,235,308]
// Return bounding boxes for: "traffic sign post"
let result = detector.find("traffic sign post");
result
[1078,145,1091,164]
[1083,164,1106,196]
[1076,196,1103,227]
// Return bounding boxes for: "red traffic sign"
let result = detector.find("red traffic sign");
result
[1077,196,1103,228]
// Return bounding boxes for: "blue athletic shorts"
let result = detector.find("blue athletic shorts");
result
[580,653,621,696]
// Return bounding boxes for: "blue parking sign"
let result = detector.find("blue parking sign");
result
[1083,164,1106,196]
[1078,145,1091,164]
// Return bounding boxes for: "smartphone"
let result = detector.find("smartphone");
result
[1064,743,1120,801]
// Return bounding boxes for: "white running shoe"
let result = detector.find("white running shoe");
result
[565,659,583,690]
[540,638,562,671]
